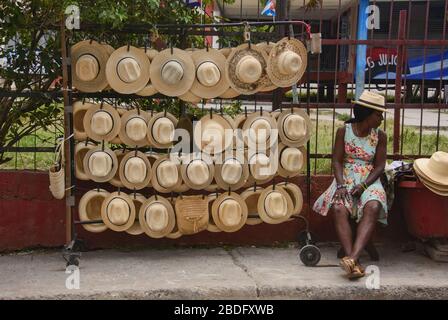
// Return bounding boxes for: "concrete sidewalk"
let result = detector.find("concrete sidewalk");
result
[0,243,447,299]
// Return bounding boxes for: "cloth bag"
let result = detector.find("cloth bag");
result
[174,195,209,235]
[49,137,65,199]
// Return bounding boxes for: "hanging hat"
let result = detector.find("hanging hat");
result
[214,152,249,191]
[247,151,276,185]
[242,111,278,149]
[278,143,306,178]
[206,193,221,233]
[83,146,118,183]
[139,195,175,238]
[211,192,248,233]
[147,112,178,149]
[180,153,215,190]
[83,103,121,142]
[267,37,307,88]
[190,48,229,99]
[126,193,146,236]
[225,43,269,95]
[241,186,264,225]
[151,155,183,193]
[101,192,136,232]
[73,101,93,140]
[219,48,239,100]
[78,189,109,233]
[74,141,96,181]
[352,90,388,112]
[276,182,304,215]
[71,40,111,92]
[414,151,448,187]
[277,107,311,147]
[110,107,127,144]
[257,185,294,224]
[118,151,152,190]
[105,46,150,94]
[118,109,151,147]
[136,48,159,97]
[179,91,202,104]
[256,42,277,92]
[149,48,195,97]
[194,113,234,155]
[110,149,127,187]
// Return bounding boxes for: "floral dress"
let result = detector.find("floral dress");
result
[313,123,388,225]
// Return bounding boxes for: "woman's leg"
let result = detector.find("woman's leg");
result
[349,200,381,261]
[331,204,353,257]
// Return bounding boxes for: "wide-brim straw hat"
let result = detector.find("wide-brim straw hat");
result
[71,40,110,93]
[241,186,264,225]
[278,143,306,178]
[83,103,121,142]
[147,111,178,149]
[136,48,159,97]
[118,150,152,190]
[151,155,183,193]
[225,43,269,95]
[150,48,195,97]
[83,146,118,183]
[126,193,146,235]
[78,189,110,233]
[277,107,311,147]
[101,191,136,232]
[218,48,240,99]
[414,164,448,196]
[194,113,234,155]
[73,101,93,140]
[246,150,276,185]
[414,151,448,186]
[256,42,277,92]
[214,151,249,191]
[267,37,307,88]
[118,109,151,147]
[110,107,127,144]
[206,193,221,233]
[352,90,388,113]
[110,149,127,187]
[190,48,229,99]
[211,192,248,232]
[276,182,304,215]
[180,153,215,190]
[257,185,294,224]
[106,46,151,94]
[139,195,175,238]
[74,141,96,181]
[242,111,278,149]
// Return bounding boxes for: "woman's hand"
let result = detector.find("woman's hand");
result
[333,187,348,202]
[351,184,364,198]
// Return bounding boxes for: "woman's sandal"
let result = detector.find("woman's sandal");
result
[340,257,366,279]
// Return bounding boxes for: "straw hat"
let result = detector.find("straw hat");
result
[211,192,248,232]
[193,113,234,155]
[414,151,448,186]
[179,91,202,104]
[105,46,150,94]
[139,195,175,238]
[414,165,448,196]
[247,151,276,185]
[136,48,159,97]
[71,40,110,92]
[78,189,109,233]
[190,48,229,99]
[267,37,307,88]
[147,112,178,148]
[352,90,388,113]
[73,101,93,140]
[83,103,121,142]
[242,111,278,149]
[151,155,183,193]
[257,185,294,224]
[101,192,136,232]
[118,109,151,147]
[277,182,304,215]
[278,143,306,178]
[118,151,152,190]
[180,153,214,190]
[225,43,269,95]
[74,141,96,181]
[277,108,311,147]
[110,107,127,144]
[83,146,118,183]
[126,193,146,235]
[150,48,195,97]
[219,48,239,99]
[241,186,264,225]
[110,149,127,187]
[206,193,221,233]
[256,42,277,92]
[214,152,249,191]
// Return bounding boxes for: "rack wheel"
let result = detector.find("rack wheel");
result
[299,244,321,267]
[297,230,317,247]
[66,255,80,267]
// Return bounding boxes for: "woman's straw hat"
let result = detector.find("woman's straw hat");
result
[277,108,311,147]
[74,141,96,181]
[352,90,388,112]
[414,151,448,193]
[109,149,127,187]
[257,185,294,224]
[247,151,276,185]
[126,193,146,235]
[190,48,229,99]
[241,186,264,225]
[78,189,109,233]
[242,111,278,148]
[139,195,175,238]
[71,40,111,92]
[136,48,159,97]
[83,146,118,183]
[276,182,304,215]
[149,48,195,97]
[101,191,136,232]
[266,37,307,88]
[278,143,306,178]
[147,112,178,148]
[105,46,151,94]
[83,103,121,142]
[118,109,151,147]
[214,152,249,191]
[118,151,152,190]
[180,153,215,190]
[73,101,92,140]
[211,192,248,232]
[225,43,269,95]
[151,155,183,193]
[194,113,234,155]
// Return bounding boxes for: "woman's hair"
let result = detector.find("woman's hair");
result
[345,105,375,123]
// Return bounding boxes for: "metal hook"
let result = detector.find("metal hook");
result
[228,186,231,196]
[101,141,105,151]
[253,182,257,192]
[127,43,130,52]
[170,43,174,55]
[260,106,263,116]
[244,106,247,118]
[118,187,121,195]
[209,107,213,119]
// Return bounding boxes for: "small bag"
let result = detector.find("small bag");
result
[49,137,65,200]
[175,195,209,235]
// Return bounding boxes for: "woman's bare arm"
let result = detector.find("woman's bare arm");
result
[364,130,387,186]
[332,127,346,185]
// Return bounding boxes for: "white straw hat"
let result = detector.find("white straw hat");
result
[139,195,175,238]
[256,42,276,92]
[101,191,136,232]
[276,182,304,216]
[278,143,306,178]
[211,192,248,232]
[414,151,448,186]
[118,151,152,190]
[247,151,276,185]
[151,155,183,193]
[83,103,121,142]
[214,152,249,191]
[78,189,109,233]
[109,149,127,188]
[118,109,151,147]
[83,146,118,183]
[74,141,96,181]
[257,185,294,224]
[241,186,264,225]
[73,101,93,140]
[147,112,178,149]
[414,164,448,196]
[277,108,311,147]
[242,111,278,149]
[126,193,146,236]
[136,48,159,97]
[180,153,215,190]
[194,113,234,155]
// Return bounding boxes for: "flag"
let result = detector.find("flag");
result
[261,0,276,17]
[184,0,201,8]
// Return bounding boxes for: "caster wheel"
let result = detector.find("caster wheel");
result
[66,256,79,267]
[297,230,317,247]
[299,244,321,267]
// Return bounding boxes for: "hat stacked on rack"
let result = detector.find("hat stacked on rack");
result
[414,151,448,196]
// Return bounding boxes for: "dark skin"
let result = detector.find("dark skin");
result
[332,110,387,262]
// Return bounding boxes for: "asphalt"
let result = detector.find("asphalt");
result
[0,243,447,300]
